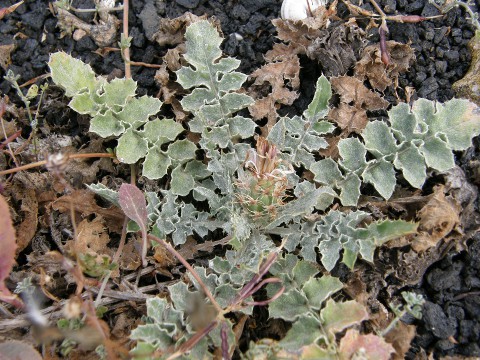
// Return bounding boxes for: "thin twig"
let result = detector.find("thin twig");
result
[0,152,115,176]
[147,234,223,314]
[123,0,131,79]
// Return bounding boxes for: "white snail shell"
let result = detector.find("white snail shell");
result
[281,0,327,21]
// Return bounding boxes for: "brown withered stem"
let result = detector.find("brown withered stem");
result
[342,0,442,65]
[0,152,116,176]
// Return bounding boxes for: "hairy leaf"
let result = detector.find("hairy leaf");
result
[118,184,149,266]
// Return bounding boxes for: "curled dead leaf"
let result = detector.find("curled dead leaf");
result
[355,41,415,91]
[152,13,212,46]
[248,50,300,132]
[384,321,417,360]
[54,5,120,47]
[411,185,461,252]
[0,44,15,71]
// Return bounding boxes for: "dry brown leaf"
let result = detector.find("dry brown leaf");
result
[329,104,368,134]
[355,41,415,91]
[328,76,388,136]
[69,217,110,255]
[318,136,342,159]
[273,15,364,77]
[54,5,120,47]
[0,194,23,308]
[248,51,300,131]
[331,76,389,110]
[154,64,188,122]
[52,189,125,233]
[0,44,15,71]
[338,329,395,360]
[384,321,417,360]
[118,237,141,271]
[152,13,211,46]
[411,185,461,252]
[12,186,38,254]
[153,240,176,268]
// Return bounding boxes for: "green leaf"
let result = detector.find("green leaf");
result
[117,96,162,128]
[228,116,256,138]
[86,183,119,207]
[279,315,322,350]
[69,92,98,115]
[394,144,427,188]
[116,129,149,164]
[338,138,367,172]
[90,110,125,137]
[362,219,418,247]
[318,235,344,272]
[303,275,343,310]
[362,159,396,199]
[142,118,184,145]
[142,148,171,180]
[363,121,397,157]
[101,78,136,106]
[304,75,331,122]
[420,136,454,172]
[170,165,195,196]
[338,174,361,207]
[269,289,310,321]
[431,99,480,150]
[321,299,369,335]
[311,158,343,186]
[48,52,96,97]
[167,139,197,162]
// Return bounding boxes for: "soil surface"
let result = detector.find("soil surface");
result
[1,0,480,358]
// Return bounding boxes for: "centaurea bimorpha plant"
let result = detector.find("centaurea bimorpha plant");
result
[45,19,480,359]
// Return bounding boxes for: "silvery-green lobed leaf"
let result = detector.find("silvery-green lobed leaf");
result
[48,52,96,97]
[69,92,98,115]
[268,87,333,168]
[279,314,323,350]
[86,183,119,207]
[362,159,396,200]
[116,95,162,128]
[116,129,148,164]
[320,299,369,335]
[98,78,136,107]
[303,275,343,310]
[170,164,195,196]
[303,75,331,122]
[90,110,125,138]
[142,118,184,145]
[167,139,197,163]
[142,147,171,180]
[177,21,254,121]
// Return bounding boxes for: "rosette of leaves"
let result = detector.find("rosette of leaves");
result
[311,98,480,205]
[176,20,256,161]
[48,52,204,190]
[267,74,336,170]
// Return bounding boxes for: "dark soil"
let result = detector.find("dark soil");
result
[1,0,480,358]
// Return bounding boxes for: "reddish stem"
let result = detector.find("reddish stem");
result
[379,25,390,65]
